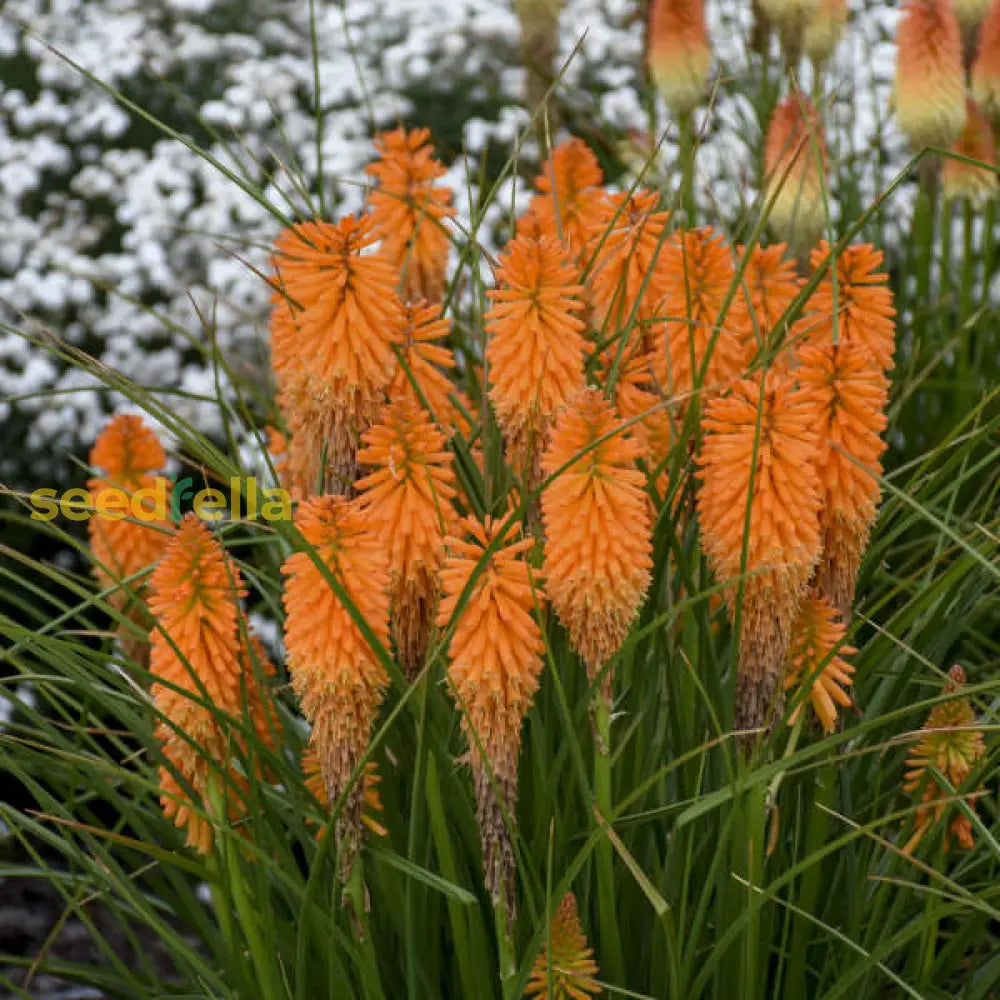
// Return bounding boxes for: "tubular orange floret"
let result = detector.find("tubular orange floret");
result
[650,227,753,415]
[271,215,406,494]
[796,343,889,621]
[87,415,173,663]
[437,513,545,915]
[355,394,458,678]
[365,126,455,304]
[739,242,801,370]
[784,593,856,733]
[281,495,391,872]
[893,0,966,151]
[519,137,605,262]
[762,92,829,252]
[485,233,588,489]
[942,98,998,204]
[696,373,823,735]
[541,389,653,699]
[586,189,672,351]
[804,0,848,66]
[903,665,986,853]
[647,0,712,117]
[972,0,1000,117]
[525,892,601,999]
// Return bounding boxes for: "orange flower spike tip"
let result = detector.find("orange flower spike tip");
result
[541,389,653,697]
[942,99,998,204]
[972,0,1000,118]
[650,227,753,412]
[696,373,823,734]
[525,893,601,999]
[797,343,889,621]
[647,0,712,117]
[804,0,848,67]
[784,593,856,733]
[903,665,986,853]
[365,126,455,304]
[739,242,801,369]
[438,514,545,913]
[762,92,829,252]
[281,495,391,868]
[356,395,458,678]
[893,0,965,151]
[796,242,897,370]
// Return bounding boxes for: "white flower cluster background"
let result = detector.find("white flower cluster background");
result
[0,0,904,491]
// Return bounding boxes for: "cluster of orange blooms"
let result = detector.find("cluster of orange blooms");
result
[83,121,986,927]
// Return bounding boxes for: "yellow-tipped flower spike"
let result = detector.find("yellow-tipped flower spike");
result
[942,98,999,204]
[797,343,889,621]
[541,388,653,699]
[972,0,1000,118]
[87,415,173,663]
[758,0,820,63]
[365,127,455,304]
[793,242,897,371]
[518,137,605,263]
[903,665,986,853]
[438,514,545,916]
[762,92,829,252]
[893,0,966,152]
[355,395,458,678]
[525,893,601,999]
[646,0,712,117]
[303,748,388,839]
[804,0,848,67]
[739,242,801,371]
[281,495,391,870]
[697,373,823,734]
[784,593,856,733]
[954,0,992,32]
[485,233,588,490]
[271,215,406,494]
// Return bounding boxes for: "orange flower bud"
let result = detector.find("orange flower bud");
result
[647,0,712,116]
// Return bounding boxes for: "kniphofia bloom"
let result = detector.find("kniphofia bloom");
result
[739,242,801,370]
[972,0,1000,118]
[525,893,601,999]
[804,0,848,67]
[942,98,998,204]
[646,0,712,117]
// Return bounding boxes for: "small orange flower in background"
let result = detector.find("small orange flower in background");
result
[88,415,173,664]
[541,389,653,701]
[793,242,897,371]
[762,92,828,252]
[520,137,605,262]
[893,0,966,151]
[486,233,587,489]
[303,748,388,839]
[438,513,545,915]
[942,98,998,204]
[525,892,601,999]
[356,395,458,678]
[903,666,986,853]
[271,215,406,494]
[365,126,455,304]
[739,242,801,369]
[972,0,1000,118]
[650,227,752,414]
[697,373,823,734]
[804,0,848,67]
[281,495,391,870]
[797,343,889,620]
[784,593,856,733]
[646,0,711,117]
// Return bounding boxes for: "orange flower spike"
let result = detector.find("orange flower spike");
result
[281,495,391,868]
[942,99,998,204]
[893,0,966,151]
[739,242,801,370]
[797,343,889,620]
[356,395,458,677]
[784,593,856,733]
[438,514,545,913]
[795,242,897,370]
[647,0,712,117]
[763,93,829,252]
[525,893,601,1000]
[804,0,848,67]
[520,137,605,261]
[541,389,653,698]
[650,227,753,414]
[903,666,986,853]
[271,215,407,492]
[697,373,823,734]
[303,749,388,839]
[365,126,455,304]
[972,0,1000,118]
